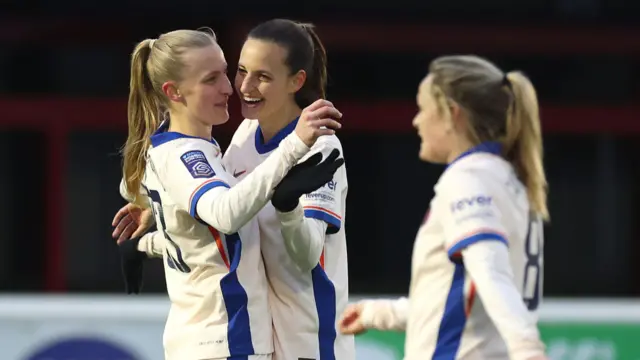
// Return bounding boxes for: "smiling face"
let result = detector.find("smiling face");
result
[173,43,233,126]
[235,38,304,121]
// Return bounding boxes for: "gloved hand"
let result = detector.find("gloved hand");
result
[272,148,344,212]
[118,236,148,294]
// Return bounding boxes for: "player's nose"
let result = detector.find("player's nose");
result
[239,76,257,95]
[221,74,233,95]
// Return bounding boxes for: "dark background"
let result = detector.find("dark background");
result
[1,1,640,297]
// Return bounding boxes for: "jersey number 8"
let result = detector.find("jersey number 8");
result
[522,216,543,311]
[148,189,192,273]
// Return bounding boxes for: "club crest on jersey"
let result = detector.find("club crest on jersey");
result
[180,150,215,179]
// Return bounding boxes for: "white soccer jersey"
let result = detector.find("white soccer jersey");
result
[224,118,354,360]
[126,121,311,360]
[360,142,545,360]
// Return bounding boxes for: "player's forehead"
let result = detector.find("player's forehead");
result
[417,74,433,106]
[181,44,227,78]
[238,38,289,74]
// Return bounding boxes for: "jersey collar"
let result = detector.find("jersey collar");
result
[448,141,502,167]
[150,120,220,148]
[254,117,299,154]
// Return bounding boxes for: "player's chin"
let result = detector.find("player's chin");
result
[240,100,265,119]
[418,143,432,162]
[209,108,230,125]
[418,143,442,163]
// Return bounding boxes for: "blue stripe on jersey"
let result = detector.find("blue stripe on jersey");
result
[189,181,231,218]
[150,120,221,148]
[311,264,337,360]
[226,356,249,360]
[447,141,502,168]
[254,117,298,154]
[447,232,508,259]
[304,209,342,230]
[220,232,254,356]
[433,263,467,360]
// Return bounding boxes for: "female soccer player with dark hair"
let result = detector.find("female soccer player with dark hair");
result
[224,19,353,360]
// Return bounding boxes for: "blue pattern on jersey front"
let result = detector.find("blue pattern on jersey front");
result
[311,264,337,360]
[433,263,467,359]
[220,232,255,356]
[254,117,298,154]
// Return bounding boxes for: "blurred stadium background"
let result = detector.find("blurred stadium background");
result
[1,1,640,359]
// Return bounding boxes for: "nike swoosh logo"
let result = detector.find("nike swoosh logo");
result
[233,170,246,178]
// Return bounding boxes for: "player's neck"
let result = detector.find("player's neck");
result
[258,104,302,143]
[446,138,476,163]
[168,113,212,141]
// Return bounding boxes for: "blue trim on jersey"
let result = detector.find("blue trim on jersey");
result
[448,141,502,168]
[189,181,231,218]
[447,232,508,259]
[311,264,338,360]
[433,263,467,359]
[304,209,342,230]
[220,232,255,356]
[226,357,249,360]
[150,120,220,148]
[254,117,299,154]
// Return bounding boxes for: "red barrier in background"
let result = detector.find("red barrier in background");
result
[2,98,638,291]
[3,18,640,55]
[231,22,640,55]
[4,98,640,133]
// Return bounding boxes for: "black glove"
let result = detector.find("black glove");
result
[118,236,149,294]
[272,148,345,212]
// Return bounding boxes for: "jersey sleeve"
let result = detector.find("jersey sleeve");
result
[157,133,309,235]
[462,241,546,358]
[437,169,509,260]
[277,205,328,272]
[299,140,346,234]
[137,230,165,258]
[359,297,409,332]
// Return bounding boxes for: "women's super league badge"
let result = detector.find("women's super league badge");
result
[180,150,215,179]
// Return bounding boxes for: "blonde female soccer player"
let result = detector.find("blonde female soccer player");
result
[118,28,342,360]
[338,55,549,360]
[114,19,353,360]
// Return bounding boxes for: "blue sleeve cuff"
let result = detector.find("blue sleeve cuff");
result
[188,180,230,218]
[303,206,342,234]
[447,232,508,259]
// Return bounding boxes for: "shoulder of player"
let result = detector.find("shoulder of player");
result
[437,155,508,193]
[156,137,221,163]
[233,118,259,138]
[308,134,343,155]
[227,119,259,150]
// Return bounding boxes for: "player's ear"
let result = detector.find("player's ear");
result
[162,81,182,103]
[448,100,466,132]
[288,70,306,94]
